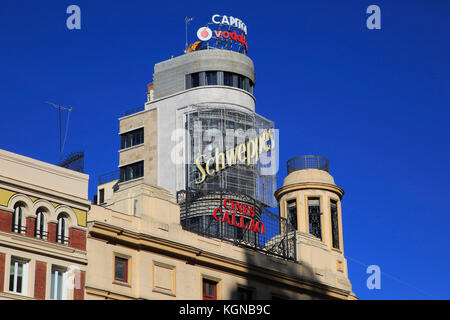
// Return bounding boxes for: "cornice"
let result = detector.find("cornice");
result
[275,182,345,201]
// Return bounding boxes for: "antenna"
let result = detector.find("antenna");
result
[45,101,73,163]
[185,17,194,52]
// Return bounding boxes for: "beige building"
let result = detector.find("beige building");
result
[0,149,90,300]
[88,157,355,300]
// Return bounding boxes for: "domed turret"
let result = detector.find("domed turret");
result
[275,155,344,250]
[274,155,353,291]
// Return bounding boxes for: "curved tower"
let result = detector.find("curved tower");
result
[274,155,353,292]
[111,46,277,244]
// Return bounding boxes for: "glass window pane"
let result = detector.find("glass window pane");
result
[120,161,143,182]
[9,266,14,292]
[330,201,339,249]
[51,270,56,298]
[238,75,244,89]
[10,260,25,294]
[208,283,215,296]
[186,74,192,89]
[224,72,233,86]
[308,198,321,239]
[115,257,127,282]
[57,271,63,300]
[287,200,298,230]
[51,268,65,300]
[206,71,217,85]
[191,73,200,87]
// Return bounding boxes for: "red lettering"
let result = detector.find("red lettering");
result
[211,29,248,52]
[249,206,255,217]
[223,198,231,210]
[222,211,231,225]
[213,208,222,221]
[248,219,256,232]
[256,221,265,234]
[213,202,262,234]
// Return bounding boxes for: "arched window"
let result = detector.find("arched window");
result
[35,209,47,239]
[12,203,26,234]
[56,213,69,244]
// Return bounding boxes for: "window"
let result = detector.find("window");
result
[243,78,250,92]
[286,199,298,230]
[187,71,254,94]
[114,256,128,283]
[121,128,144,149]
[202,279,217,300]
[35,209,47,239]
[191,72,200,88]
[120,161,144,182]
[57,213,69,244]
[237,287,253,300]
[9,258,28,295]
[51,267,67,300]
[237,75,244,90]
[330,200,340,249]
[308,198,322,240]
[205,71,217,85]
[223,72,234,87]
[12,203,25,234]
[99,188,105,204]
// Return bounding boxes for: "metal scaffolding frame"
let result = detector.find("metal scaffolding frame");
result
[183,103,277,208]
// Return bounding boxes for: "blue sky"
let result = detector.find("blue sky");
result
[1,0,449,299]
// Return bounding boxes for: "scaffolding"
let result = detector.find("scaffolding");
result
[183,104,277,207]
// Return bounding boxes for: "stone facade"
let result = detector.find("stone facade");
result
[0,149,90,300]
[85,181,356,300]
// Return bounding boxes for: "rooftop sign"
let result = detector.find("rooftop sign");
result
[193,14,249,54]
[211,14,247,35]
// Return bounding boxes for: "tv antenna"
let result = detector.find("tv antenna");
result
[185,17,194,52]
[45,101,73,163]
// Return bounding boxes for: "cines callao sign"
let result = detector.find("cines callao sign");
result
[213,198,265,235]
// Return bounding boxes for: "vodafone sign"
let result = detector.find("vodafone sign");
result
[195,14,249,54]
[197,27,212,41]
[213,29,247,52]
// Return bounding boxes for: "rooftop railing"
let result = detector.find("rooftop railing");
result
[99,170,120,185]
[123,105,145,117]
[287,155,329,175]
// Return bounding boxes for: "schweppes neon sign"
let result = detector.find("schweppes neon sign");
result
[213,198,265,234]
[194,128,275,184]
